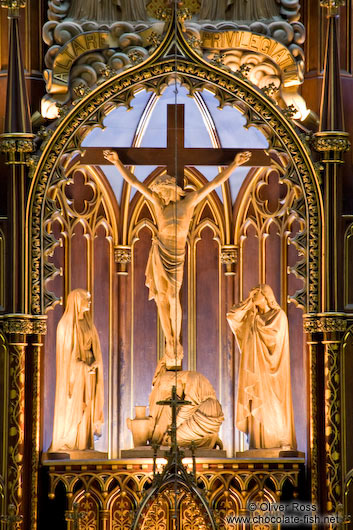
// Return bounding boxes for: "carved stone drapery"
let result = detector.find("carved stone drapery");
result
[226,0,280,21]
[67,0,147,22]
[198,0,227,20]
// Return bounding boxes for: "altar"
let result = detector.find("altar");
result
[42,457,305,528]
[1,0,351,528]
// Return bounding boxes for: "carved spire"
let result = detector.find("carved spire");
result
[319,0,345,132]
[1,0,31,135]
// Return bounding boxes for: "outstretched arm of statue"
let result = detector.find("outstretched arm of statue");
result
[103,150,158,205]
[187,151,251,207]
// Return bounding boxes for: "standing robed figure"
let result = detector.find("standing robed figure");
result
[50,289,104,452]
[227,284,296,450]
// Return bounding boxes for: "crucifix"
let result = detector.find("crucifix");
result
[80,104,271,186]
[65,503,86,530]
[0,505,23,530]
[99,103,268,369]
[157,385,191,451]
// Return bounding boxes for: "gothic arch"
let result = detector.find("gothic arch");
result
[27,22,323,317]
[26,14,323,464]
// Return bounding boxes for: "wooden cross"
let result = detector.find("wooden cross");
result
[80,104,271,187]
[65,503,86,530]
[0,505,23,530]
[158,385,191,450]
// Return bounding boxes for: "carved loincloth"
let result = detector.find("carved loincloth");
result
[145,237,185,300]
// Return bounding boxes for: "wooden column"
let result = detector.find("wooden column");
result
[311,2,350,519]
[304,315,347,522]
[0,316,46,530]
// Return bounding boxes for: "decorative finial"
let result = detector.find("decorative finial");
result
[320,0,345,16]
[0,0,26,18]
[65,503,86,530]
[0,504,23,530]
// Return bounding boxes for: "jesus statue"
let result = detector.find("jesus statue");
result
[103,150,251,368]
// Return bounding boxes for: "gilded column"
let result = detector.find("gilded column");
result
[0,316,46,530]
[0,1,38,528]
[1,319,27,525]
[27,321,46,530]
[0,0,34,314]
[303,318,320,522]
[100,509,110,530]
[304,315,347,517]
[312,1,350,517]
[313,0,350,312]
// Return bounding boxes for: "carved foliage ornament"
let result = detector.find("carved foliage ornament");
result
[324,341,342,512]
[320,0,345,9]
[47,0,300,22]
[0,136,35,154]
[0,316,47,335]
[0,0,26,8]
[313,133,351,153]
[303,315,347,334]
[7,343,25,513]
[220,247,237,266]
[114,246,132,264]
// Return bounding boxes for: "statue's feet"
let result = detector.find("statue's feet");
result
[176,343,184,360]
[165,342,183,370]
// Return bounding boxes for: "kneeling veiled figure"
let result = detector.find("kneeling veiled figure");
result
[148,361,224,448]
[227,284,296,450]
[50,289,104,452]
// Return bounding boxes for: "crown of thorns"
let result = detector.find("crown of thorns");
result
[150,175,177,190]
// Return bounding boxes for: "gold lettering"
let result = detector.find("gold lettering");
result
[62,46,76,61]
[71,38,86,56]
[273,49,291,68]
[226,31,236,48]
[55,55,74,72]
[265,40,278,57]
[53,73,69,82]
[99,33,108,48]
[249,34,260,50]
[239,31,251,48]
[85,33,99,49]
[278,55,294,69]
[260,38,271,54]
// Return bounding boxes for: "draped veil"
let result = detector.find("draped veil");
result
[50,289,104,452]
[227,284,296,449]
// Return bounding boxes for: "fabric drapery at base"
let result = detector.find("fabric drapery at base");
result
[149,370,224,448]
[227,294,296,449]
